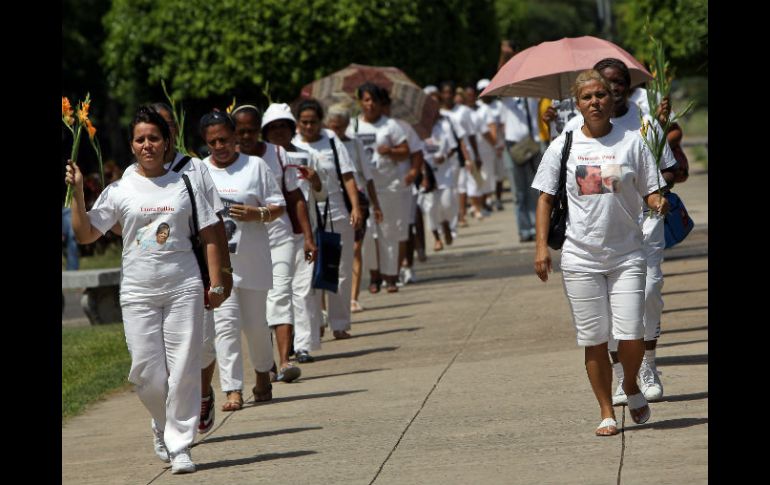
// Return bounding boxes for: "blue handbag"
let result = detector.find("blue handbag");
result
[663,192,694,249]
[311,199,342,293]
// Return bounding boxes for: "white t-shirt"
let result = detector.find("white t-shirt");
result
[123,152,225,215]
[250,143,298,246]
[442,105,476,158]
[472,103,496,163]
[499,97,541,142]
[393,119,424,185]
[531,126,663,272]
[203,153,284,290]
[341,137,373,191]
[293,130,355,222]
[87,168,219,302]
[563,102,676,171]
[347,115,407,193]
[423,117,457,190]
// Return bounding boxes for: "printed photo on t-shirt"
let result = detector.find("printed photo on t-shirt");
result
[356,133,377,161]
[219,197,242,253]
[136,219,173,250]
[576,164,624,196]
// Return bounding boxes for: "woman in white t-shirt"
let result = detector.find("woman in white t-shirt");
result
[294,98,363,339]
[64,107,228,474]
[531,70,669,437]
[324,103,383,314]
[233,104,323,365]
[198,110,286,419]
[346,82,410,293]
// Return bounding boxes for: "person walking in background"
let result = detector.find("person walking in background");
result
[325,102,383,313]
[65,106,228,473]
[294,98,363,338]
[532,70,668,436]
[347,83,410,293]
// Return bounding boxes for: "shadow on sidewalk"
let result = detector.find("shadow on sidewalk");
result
[662,288,708,296]
[628,417,708,431]
[352,327,423,339]
[662,305,708,314]
[662,325,708,335]
[659,391,708,403]
[657,338,708,348]
[243,389,367,406]
[655,354,708,366]
[314,346,398,361]
[353,315,411,325]
[416,273,477,284]
[195,450,318,471]
[362,301,431,311]
[196,427,323,446]
[300,368,390,382]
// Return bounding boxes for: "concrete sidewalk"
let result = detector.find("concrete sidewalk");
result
[62,166,708,484]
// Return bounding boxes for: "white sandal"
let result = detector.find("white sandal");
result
[350,300,364,313]
[627,392,651,424]
[595,417,619,436]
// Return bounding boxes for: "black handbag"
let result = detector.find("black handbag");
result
[547,130,573,250]
[180,173,212,304]
[311,199,342,293]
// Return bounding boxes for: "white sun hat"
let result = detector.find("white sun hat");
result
[261,103,296,137]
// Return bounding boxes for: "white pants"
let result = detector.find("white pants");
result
[201,288,273,392]
[267,238,296,326]
[481,155,499,194]
[316,218,355,331]
[457,167,468,195]
[608,215,665,351]
[373,190,407,276]
[420,187,457,232]
[561,261,647,347]
[293,236,322,352]
[407,190,418,225]
[642,214,665,341]
[122,287,203,455]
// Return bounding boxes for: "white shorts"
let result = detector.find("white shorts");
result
[562,261,646,347]
[642,213,665,341]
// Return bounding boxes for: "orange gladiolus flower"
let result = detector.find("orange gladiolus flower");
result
[86,119,96,140]
[62,97,75,126]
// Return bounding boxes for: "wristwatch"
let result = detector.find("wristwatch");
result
[209,285,225,295]
[221,266,233,274]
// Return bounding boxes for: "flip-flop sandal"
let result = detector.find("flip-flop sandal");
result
[368,281,382,294]
[627,392,651,425]
[222,390,243,412]
[595,417,619,436]
[333,330,352,340]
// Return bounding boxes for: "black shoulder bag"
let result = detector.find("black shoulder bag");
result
[445,116,466,169]
[547,130,573,250]
[330,137,369,218]
[312,199,342,293]
[180,173,212,302]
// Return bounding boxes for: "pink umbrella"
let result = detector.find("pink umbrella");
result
[480,36,653,100]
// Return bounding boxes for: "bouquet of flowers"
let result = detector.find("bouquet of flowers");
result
[638,34,694,196]
[62,93,104,207]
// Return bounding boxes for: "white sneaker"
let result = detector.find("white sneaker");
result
[170,448,196,474]
[151,420,169,463]
[612,378,627,406]
[639,358,663,401]
[403,267,416,284]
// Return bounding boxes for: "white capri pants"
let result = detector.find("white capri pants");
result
[122,286,203,456]
[292,235,322,352]
[315,218,355,332]
[420,187,458,232]
[373,190,407,276]
[407,189,418,226]
[481,155,499,194]
[201,287,274,392]
[457,166,468,195]
[561,260,647,347]
[267,238,297,326]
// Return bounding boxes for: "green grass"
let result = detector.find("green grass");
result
[62,243,122,270]
[62,323,131,423]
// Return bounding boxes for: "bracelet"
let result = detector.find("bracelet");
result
[265,206,271,222]
[257,207,266,223]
